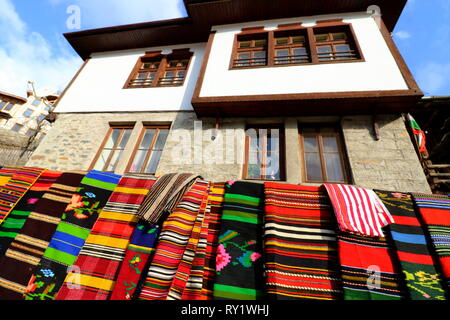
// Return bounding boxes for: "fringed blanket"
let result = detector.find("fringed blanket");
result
[375,190,446,300]
[264,183,341,300]
[0,171,62,256]
[213,182,265,301]
[56,175,156,300]
[24,171,121,300]
[136,173,201,224]
[138,180,210,300]
[0,167,44,224]
[411,193,450,293]
[0,172,85,300]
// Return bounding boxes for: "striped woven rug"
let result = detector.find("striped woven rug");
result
[24,171,121,300]
[0,167,44,224]
[0,167,18,187]
[411,193,450,293]
[200,183,225,300]
[56,175,156,300]
[0,170,62,256]
[213,182,265,301]
[263,183,341,300]
[109,222,160,300]
[0,172,85,300]
[167,182,210,300]
[138,180,210,300]
[375,190,446,300]
[338,232,405,300]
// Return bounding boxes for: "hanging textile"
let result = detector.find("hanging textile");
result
[375,190,446,300]
[167,183,210,300]
[138,180,210,300]
[213,182,265,301]
[0,170,62,256]
[0,167,44,224]
[199,183,225,300]
[411,193,450,292]
[338,232,405,300]
[407,114,428,153]
[0,172,85,300]
[56,175,156,300]
[324,184,394,237]
[0,167,18,187]
[109,223,160,300]
[264,183,341,300]
[136,173,201,224]
[24,171,121,300]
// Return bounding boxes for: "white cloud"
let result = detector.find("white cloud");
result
[394,31,411,39]
[416,61,450,95]
[0,0,82,98]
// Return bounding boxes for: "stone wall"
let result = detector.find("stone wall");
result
[27,112,431,193]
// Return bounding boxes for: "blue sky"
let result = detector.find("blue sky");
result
[0,0,449,97]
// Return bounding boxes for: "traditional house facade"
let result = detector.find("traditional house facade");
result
[27,0,432,193]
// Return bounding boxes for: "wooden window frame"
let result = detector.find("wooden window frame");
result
[229,22,364,70]
[0,101,14,111]
[124,49,193,89]
[230,30,269,69]
[298,124,351,184]
[243,124,286,181]
[89,125,135,172]
[125,124,171,175]
[273,28,311,66]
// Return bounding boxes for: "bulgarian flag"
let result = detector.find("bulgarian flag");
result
[407,114,427,153]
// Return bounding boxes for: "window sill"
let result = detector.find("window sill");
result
[229,58,365,71]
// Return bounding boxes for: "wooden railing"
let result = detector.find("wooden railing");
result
[424,161,450,193]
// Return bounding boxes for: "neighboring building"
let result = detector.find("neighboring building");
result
[0,89,58,166]
[28,0,432,193]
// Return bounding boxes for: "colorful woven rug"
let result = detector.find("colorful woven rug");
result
[338,232,405,300]
[200,183,225,300]
[0,172,85,300]
[0,167,18,187]
[136,173,201,224]
[411,193,450,293]
[56,175,156,300]
[0,167,44,224]
[138,180,210,300]
[24,171,121,300]
[324,184,394,237]
[0,170,62,256]
[375,190,446,300]
[109,222,160,300]
[264,183,341,300]
[167,183,210,300]
[213,182,265,301]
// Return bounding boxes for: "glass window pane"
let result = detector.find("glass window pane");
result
[154,129,169,150]
[275,49,289,57]
[107,150,123,172]
[94,150,112,171]
[315,34,329,42]
[292,35,305,44]
[105,129,122,148]
[324,153,345,182]
[137,72,147,79]
[0,102,6,108]
[32,99,41,106]
[238,52,250,60]
[119,129,132,150]
[317,46,332,53]
[335,44,350,52]
[293,47,307,55]
[265,152,280,180]
[303,136,319,152]
[332,32,347,41]
[239,41,251,48]
[247,163,261,179]
[276,37,289,45]
[140,129,156,149]
[145,150,162,174]
[5,103,14,111]
[24,109,33,117]
[129,150,148,173]
[323,136,339,153]
[142,63,152,69]
[305,153,323,181]
[254,39,267,47]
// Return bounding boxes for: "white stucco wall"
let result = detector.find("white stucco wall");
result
[55,43,206,113]
[200,12,409,97]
